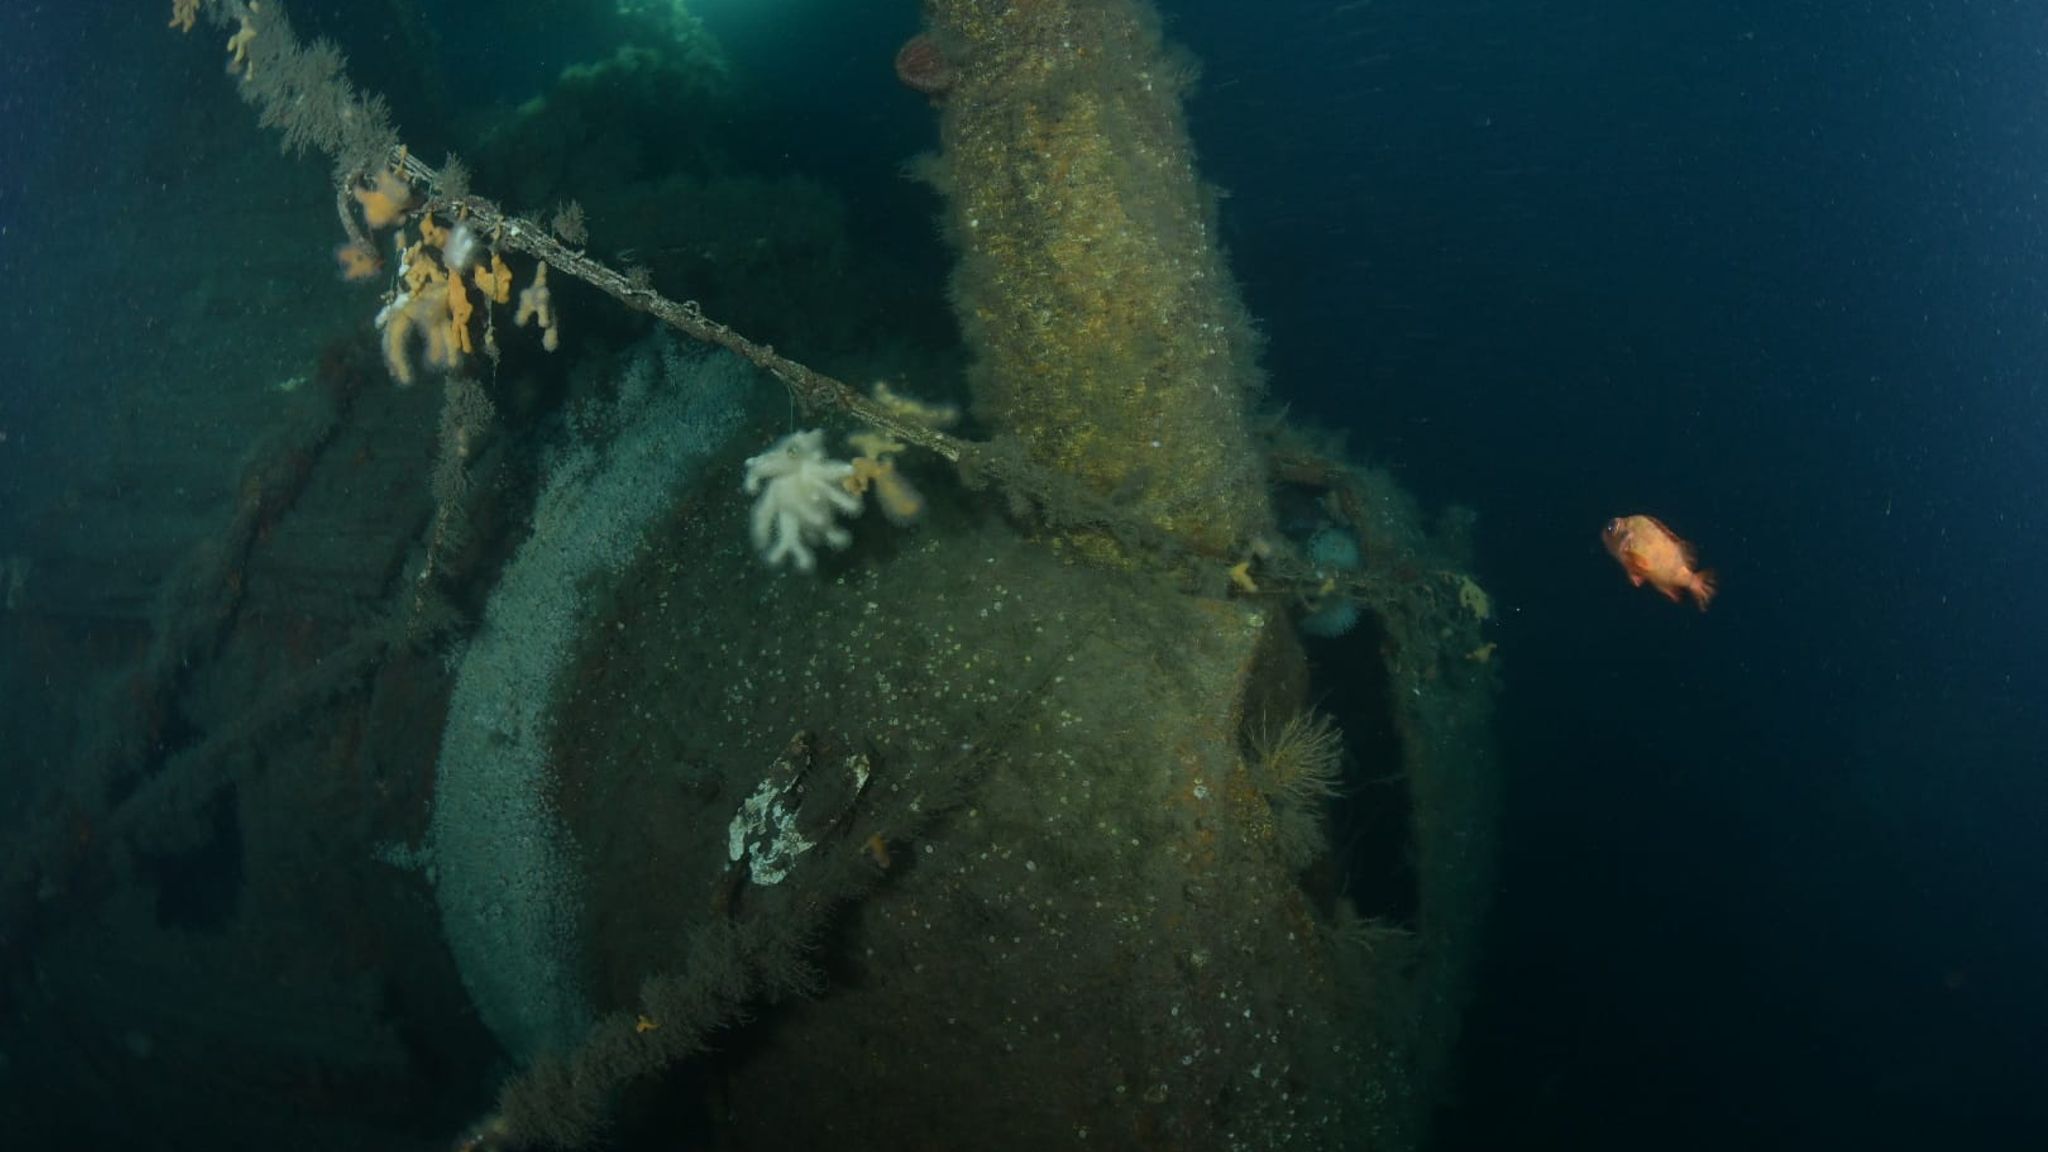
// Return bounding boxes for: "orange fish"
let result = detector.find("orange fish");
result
[1602,514,1717,611]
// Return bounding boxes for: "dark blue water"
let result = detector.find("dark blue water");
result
[1171,1,2048,1146]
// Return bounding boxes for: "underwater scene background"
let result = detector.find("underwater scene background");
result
[0,1,2042,1150]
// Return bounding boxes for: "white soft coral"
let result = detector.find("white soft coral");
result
[743,429,862,571]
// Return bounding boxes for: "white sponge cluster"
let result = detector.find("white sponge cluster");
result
[744,429,862,571]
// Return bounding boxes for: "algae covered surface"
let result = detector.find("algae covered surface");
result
[545,457,1433,1148]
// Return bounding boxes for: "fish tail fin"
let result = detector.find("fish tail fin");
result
[1691,569,1718,612]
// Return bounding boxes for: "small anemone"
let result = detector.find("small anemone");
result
[894,33,956,99]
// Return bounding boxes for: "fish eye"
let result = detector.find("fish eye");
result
[1603,518,1618,533]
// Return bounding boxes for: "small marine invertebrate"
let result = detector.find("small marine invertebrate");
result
[515,263,559,351]
[842,430,924,525]
[377,237,465,384]
[894,33,956,99]
[225,6,259,77]
[352,168,414,230]
[1249,710,1345,804]
[377,281,457,386]
[333,238,382,281]
[550,200,589,246]
[370,215,537,382]
[1307,525,1362,572]
[1299,595,1359,638]
[440,219,481,272]
[472,251,514,304]
[446,272,475,355]
[1451,572,1492,621]
[870,380,959,428]
[862,833,893,871]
